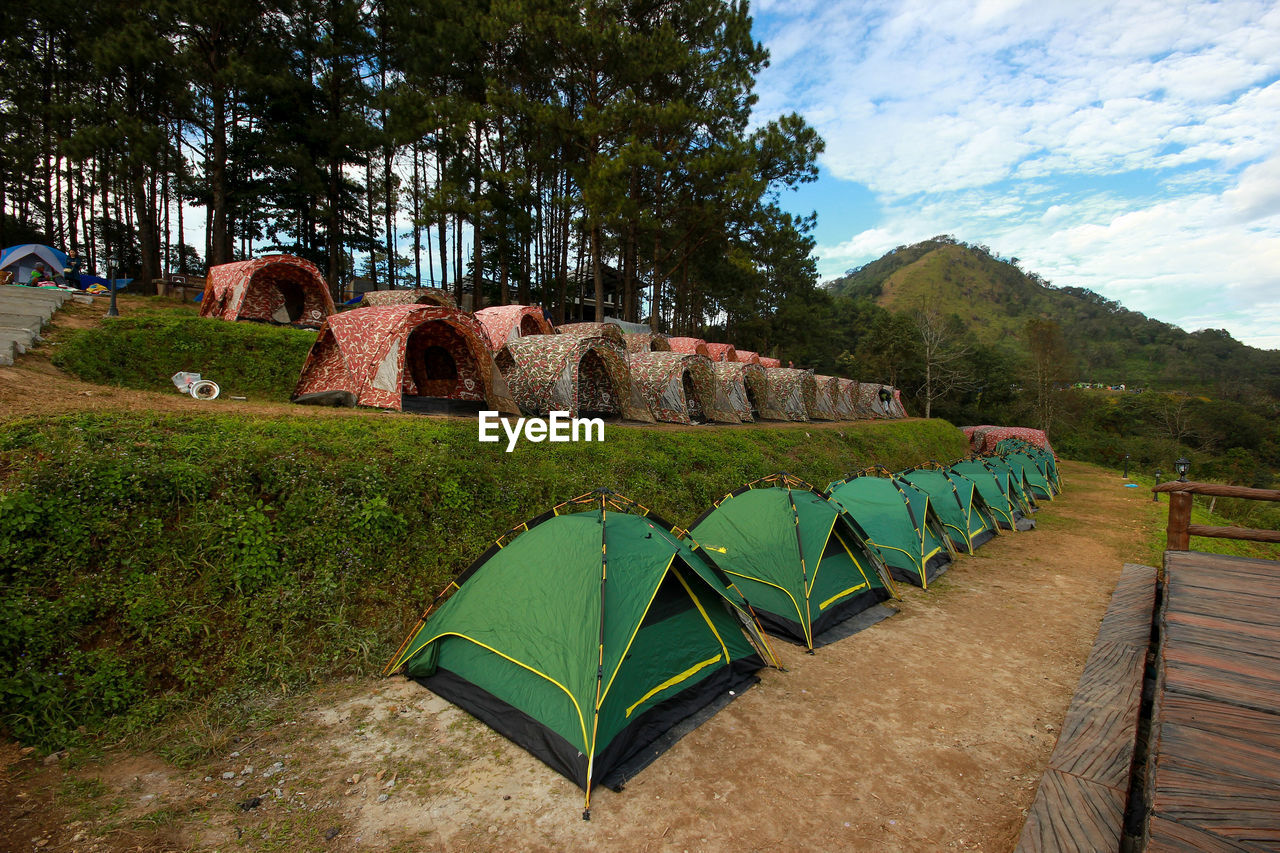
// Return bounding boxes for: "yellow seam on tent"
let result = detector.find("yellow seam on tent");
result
[416,633,589,752]
[598,555,675,709]
[625,655,722,718]
[833,526,881,594]
[671,566,730,663]
[806,515,840,598]
[818,582,868,611]
[719,569,806,636]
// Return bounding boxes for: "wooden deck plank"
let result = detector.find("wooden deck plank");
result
[1148,551,1280,850]
[1015,769,1125,853]
[1015,564,1155,852]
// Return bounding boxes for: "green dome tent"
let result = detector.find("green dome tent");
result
[825,469,956,588]
[949,458,1036,531]
[1002,450,1056,501]
[982,455,1040,514]
[385,490,773,816]
[687,473,899,650]
[897,466,1000,553]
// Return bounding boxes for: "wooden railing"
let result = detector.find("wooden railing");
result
[1152,481,1280,550]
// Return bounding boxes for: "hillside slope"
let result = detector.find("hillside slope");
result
[828,236,1280,393]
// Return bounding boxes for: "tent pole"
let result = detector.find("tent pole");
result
[584,494,608,820]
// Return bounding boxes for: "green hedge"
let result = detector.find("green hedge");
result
[51,313,317,400]
[0,412,965,750]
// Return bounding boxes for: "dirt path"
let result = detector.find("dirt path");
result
[0,461,1165,851]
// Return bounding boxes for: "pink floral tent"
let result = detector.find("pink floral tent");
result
[497,334,653,422]
[964,425,1054,455]
[735,349,761,365]
[474,304,553,351]
[704,343,738,362]
[361,288,456,309]
[855,383,906,418]
[200,255,334,328]
[292,305,517,413]
[762,368,810,422]
[629,352,739,424]
[757,356,781,368]
[666,337,711,358]
[836,379,863,419]
[624,332,672,353]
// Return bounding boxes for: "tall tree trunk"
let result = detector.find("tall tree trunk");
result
[591,221,603,322]
[210,89,230,265]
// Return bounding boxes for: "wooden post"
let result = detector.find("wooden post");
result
[1167,492,1192,551]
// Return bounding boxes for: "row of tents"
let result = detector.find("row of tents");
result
[383,439,1062,816]
[192,254,907,423]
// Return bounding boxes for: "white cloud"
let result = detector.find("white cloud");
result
[756,0,1280,349]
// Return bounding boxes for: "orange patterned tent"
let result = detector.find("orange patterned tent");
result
[964,425,1054,455]
[200,255,334,328]
[758,356,781,368]
[474,304,553,351]
[292,305,517,413]
[666,337,712,358]
[762,368,810,422]
[704,343,738,362]
[361,288,456,308]
[816,375,856,419]
[803,371,836,420]
[556,322,626,345]
[498,334,654,422]
[736,349,761,365]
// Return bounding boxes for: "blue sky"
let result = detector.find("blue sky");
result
[749,0,1280,349]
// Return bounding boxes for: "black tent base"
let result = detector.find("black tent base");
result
[753,588,895,649]
[811,601,897,648]
[400,396,488,415]
[887,554,950,587]
[969,528,997,550]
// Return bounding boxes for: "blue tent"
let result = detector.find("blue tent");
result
[0,244,69,283]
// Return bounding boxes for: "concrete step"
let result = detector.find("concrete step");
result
[0,285,89,365]
[0,328,39,365]
[0,313,46,332]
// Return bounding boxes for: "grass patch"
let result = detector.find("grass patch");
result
[0,411,965,752]
[50,312,317,400]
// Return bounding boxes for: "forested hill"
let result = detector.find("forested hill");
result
[827,236,1280,396]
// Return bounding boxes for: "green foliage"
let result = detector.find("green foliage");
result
[0,412,965,750]
[50,313,317,399]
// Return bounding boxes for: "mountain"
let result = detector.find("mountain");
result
[826,236,1280,397]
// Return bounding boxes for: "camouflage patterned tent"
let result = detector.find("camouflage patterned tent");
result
[200,255,334,328]
[836,379,863,419]
[856,382,904,418]
[624,332,672,353]
[710,362,753,422]
[629,352,739,424]
[556,322,626,345]
[736,350,761,365]
[474,304,553,351]
[704,343,738,362]
[963,425,1054,456]
[666,337,711,358]
[361,288,456,308]
[817,375,856,419]
[498,334,653,422]
[802,370,836,420]
[758,356,781,368]
[762,367,810,421]
[292,305,517,413]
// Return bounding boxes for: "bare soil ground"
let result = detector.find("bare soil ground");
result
[0,459,1163,852]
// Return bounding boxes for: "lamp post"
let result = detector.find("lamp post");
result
[1153,469,1163,501]
[1123,453,1131,479]
[105,256,119,317]
[1175,457,1190,482]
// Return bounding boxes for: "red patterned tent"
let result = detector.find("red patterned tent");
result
[474,305,553,351]
[964,425,1054,455]
[361,288,456,309]
[736,349,761,365]
[629,352,739,424]
[556,322,626,345]
[200,255,334,328]
[624,332,672,353]
[710,363,752,422]
[498,334,654,422]
[704,343,738,362]
[762,368,810,422]
[292,305,517,413]
[666,337,712,358]
[758,356,781,368]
